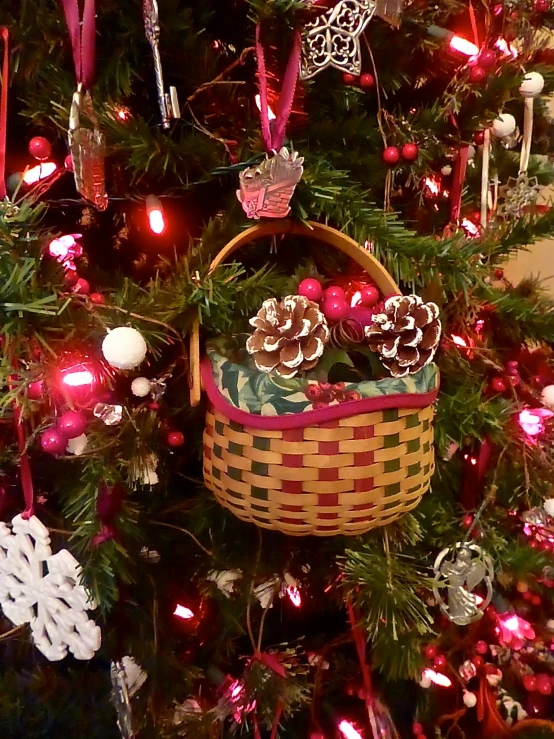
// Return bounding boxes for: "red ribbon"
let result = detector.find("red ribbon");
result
[461,437,493,510]
[450,145,469,224]
[255,24,301,152]
[91,482,125,547]
[8,375,35,520]
[0,27,9,200]
[346,598,379,738]
[251,651,285,738]
[61,0,96,89]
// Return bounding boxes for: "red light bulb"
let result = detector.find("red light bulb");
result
[146,195,165,235]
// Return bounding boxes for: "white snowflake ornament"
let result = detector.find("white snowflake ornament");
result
[0,514,101,661]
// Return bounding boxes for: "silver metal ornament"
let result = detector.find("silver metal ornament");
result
[111,660,135,739]
[143,0,180,128]
[300,0,376,80]
[497,173,541,220]
[237,147,304,219]
[68,87,108,211]
[433,543,494,626]
[522,506,550,528]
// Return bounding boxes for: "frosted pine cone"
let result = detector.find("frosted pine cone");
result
[365,295,441,377]
[246,295,329,378]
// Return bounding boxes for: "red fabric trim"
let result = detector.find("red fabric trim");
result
[201,357,439,431]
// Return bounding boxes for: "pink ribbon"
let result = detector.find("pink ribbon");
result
[255,24,301,152]
[60,0,96,89]
[0,27,9,200]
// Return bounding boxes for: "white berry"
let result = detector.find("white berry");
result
[544,499,554,517]
[541,385,554,410]
[102,327,147,370]
[441,164,453,176]
[131,377,152,397]
[463,691,477,708]
[520,72,545,98]
[492,114,517,138]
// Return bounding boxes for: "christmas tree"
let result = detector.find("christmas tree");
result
[1,0,554,736]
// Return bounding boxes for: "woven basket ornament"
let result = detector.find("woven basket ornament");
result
[190,221,439,536]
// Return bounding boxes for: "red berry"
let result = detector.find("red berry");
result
[423,644,437,660]
[523,674,537,692]
[522,591,532,601]
[89,292,105,304]
[342,72,357,85]
[476,640,488,655]
[537,673,552,695]
[490,377,508,394]
[383,146,400,165]
[358,285,380,308]
[41,427,67,455]
[494,268,504,279]
[322,297,349,323]
[72,278,90,295]
[478,49,497,68]
[58,410,87,439]
[470,66,487,83]
[324,285,346,301]
[485,664,498,675]
[149,402,159,410]
[402,143,419,161]
[433,655,447,669]
[462,514,474,528]
[472,655,484,669]
[535,0,550,11]
[167,431,185,447]
[27,380,43,400]
[413,723,423,736]
[28,136,52,160]
[531,594,541,606]
[474,130,485,145]
[359,73,375,89]
[64,269,78,288]
[298,278,323,302]
[506,360,519,371]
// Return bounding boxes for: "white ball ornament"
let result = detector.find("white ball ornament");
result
[441,164,453,176]
[492,113,517,138]
[541,384,554,410]
[520,72,545,98]
[102,327,147,370]
[543,498,554,517]
[463,691,477,708]
[131,377,152,397]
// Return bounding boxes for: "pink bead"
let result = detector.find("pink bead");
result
[433,654,447,669]
[359,285,380,308]
[28,136,52,160]
[58,410,87,439]
[523,674,537,692]
[41,428,67,455]
[298,278,323,302]
[537,673,552,695]
[324,285,346,301]
[423,644,437,660]
[322,297,349,323]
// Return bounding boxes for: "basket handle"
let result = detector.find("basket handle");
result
[189,220,399,406]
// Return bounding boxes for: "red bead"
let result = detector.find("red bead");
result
[383,146,400,165]
[462,514,474,528]
[478,49,497,68]
[167,430,185,447]
[359,73,375,89]
[506,360,518,371]
[58,410,87,439]
[342,72,358,85]
[413,723,423,736]
[490,377,508,393]
[28,136,52,161]
[64,269,79,288]
[476,640,488,655]
[531,594,541,606]
[89,292,105,304]
[401,143,419,161]
[423,644,437,660]
[324,285,346,301]
[523,674,537,692]
[473,130,485,145]
[535,0,550,11]
[298,278,323,302]
[41,427,67,455]
[433,655,447,669]
[72,278,90,295]
[27,380,43,400]
[322,297,349,323]
[494,268,504,279]
[148,402,159,410]
[537,674,552,695]
[472,655,484,668]
[522,591,532,601]
[359,285,380,308]
[64,154,74,172]
[470,66,487,83]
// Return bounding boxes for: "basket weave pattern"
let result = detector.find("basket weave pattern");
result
[203,403,435,536]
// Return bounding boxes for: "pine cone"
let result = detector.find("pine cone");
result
[246,295,329,378]
[365,295,441,377]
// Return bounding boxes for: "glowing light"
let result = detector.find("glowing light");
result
[450,334,475,358]
[423,668,452,687]
[48,234,83,262]
[461,218,480,238]
[145,195,165,235]
[518,408,554,441]
[22,161,57,184]
[339,720,363,739]
[255,94,276,121]
[62,369,94,387]
[497,613,536,646]
[114,105,131,121]
[495,37,518,58]
[424,176,441,197]
[452,335,468,348]
[504,616,519,632]
[174,604,194,619]
[286,585,301,607]
[449,35,479,57]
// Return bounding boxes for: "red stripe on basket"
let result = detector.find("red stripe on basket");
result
[281,504,303,512]
[282,453,303,468]
[354,425,374,440]
[282,480,303,494]
[204,446,212,460]
[202,358,439,430]
[282,428,304,442]
[352,502,376,511]
[319,468,339,482]
[318,440,339,455]
[354,477,375,493]
[318,492,338,507]
[319,420,340,429]
[205,423,214,437]
[354,450,374,466]
[318,512,339,520]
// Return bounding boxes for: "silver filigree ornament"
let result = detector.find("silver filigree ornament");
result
[432,543,494,626]
[497,173,541,220]
[300,0,376,80]
[143,0,180,129]
[237,147,304,219]
[111,660,134,739]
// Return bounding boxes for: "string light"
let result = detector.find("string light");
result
[255,94,276,121]
[461,218,480,238]
[48,234,83,263]
[518,408,554,441]
[22,161,57,184]
[286,584,301,607]
[338,720,363,739]
[146,195,165,235]
[426,25,479,57]
[174,604,194,619]
[495,37,518,59]
[422,668,452,687]
[423,175,441,197]
[62,368,95,387]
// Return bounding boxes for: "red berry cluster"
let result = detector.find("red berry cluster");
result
[305,381,361,408]
[488,360,519,395]
[297,278,381,325]
[382,143,419,165]
[342,72,375,89]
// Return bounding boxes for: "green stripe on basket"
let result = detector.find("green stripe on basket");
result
[251,486,269,501]
[213,443,223,459]
[406,438,421,453]
[228,441,243,455]
[227,467,242,482]
[384,482,401,496]
[383,433,400,448]
[382,408,399,422]
[407,462,421,477]
[251,461,269,477]
[229,420,243,432]
[215,419,225,435]
[404,414,420,429]
[422,419,430,431]
[253,436,271,451]
[422,441,430,453]
[212,466,221,480]
[384,458,400,473]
